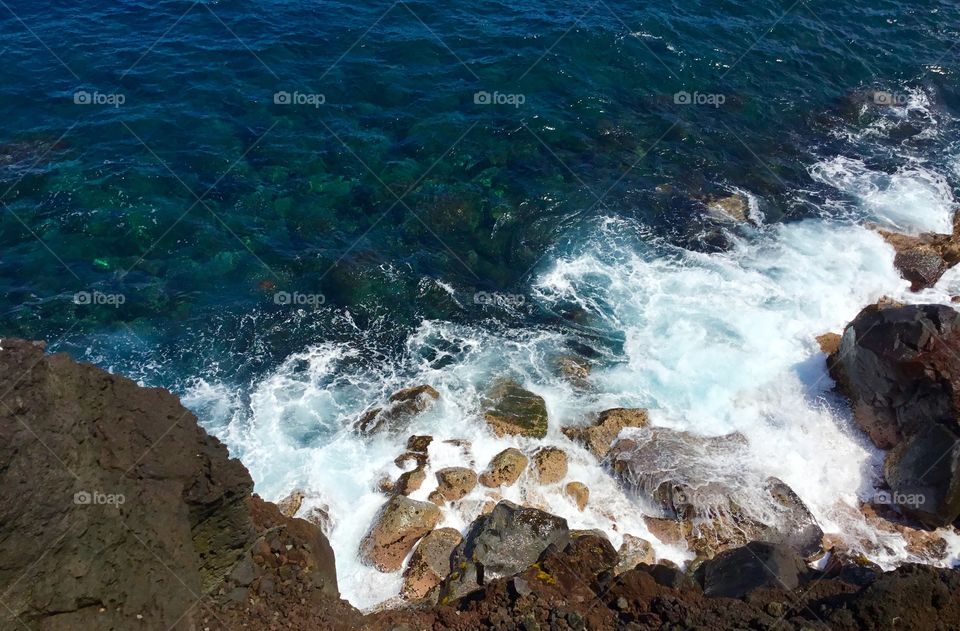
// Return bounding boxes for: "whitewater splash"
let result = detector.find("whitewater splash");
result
[183,124,960,611]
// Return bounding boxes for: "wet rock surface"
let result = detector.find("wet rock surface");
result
[830,302,960,525]
[562,407,649,458]
[359,496,442,572]
[483,378,549,438]
[357,385,440,435]
[478,447,528,487]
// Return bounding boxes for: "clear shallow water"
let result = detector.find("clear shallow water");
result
[1,0,959,608]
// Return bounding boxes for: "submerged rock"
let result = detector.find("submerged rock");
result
[563,407,649,458]
[359,496,441,572]
[439,501,569,602]
[479,447,528,488]
[357,385,440,434]
[483,378,549,438]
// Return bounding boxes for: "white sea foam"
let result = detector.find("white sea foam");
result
[184,146,960,609]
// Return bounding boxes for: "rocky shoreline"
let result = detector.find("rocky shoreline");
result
[2,293,960,628]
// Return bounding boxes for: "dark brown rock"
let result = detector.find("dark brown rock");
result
[562,408,649,458]
[359,496,441,572]
[483,379,549,438]
[357,385,440,434]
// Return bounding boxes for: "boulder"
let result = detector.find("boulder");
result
[609,431,822,558]
[276,489,306,517]
[483,379,549,438]
[435,467,478,501]
[615,534,655,575]
[401,528,462,601]
[357,385,440,434]
[359,496,441,572]
[703,192,751,223]
[697,542,808,598]
[829,303,960,449]
[883,423,960,527]
[816,332,842,355]
[479,448,528,487]
[876,219,960,291]
[562,408,649,459]
[564,481,589,511]
[439,501,570,602]
[395,465,427,496]
[532,447,568,484]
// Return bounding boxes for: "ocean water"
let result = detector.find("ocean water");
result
[2,0,959,608]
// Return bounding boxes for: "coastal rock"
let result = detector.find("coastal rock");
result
[277,489,306,517]
[562,407,649,458]
[697,542,808,598]
[0,339,357,630]
[816,332,842,355]
[357,385,440,434]
[609,431,822,558]
[401,528,462,601]
[483,378,549,438]
[876,218,960,291]
[883,423,960,527]
[564,481,589,511]
[395,465,427,496]
[615,534,655,575]
[395,435,433,468]
[829,302,960,449]
[479,447,528,487]
[532,447,568,484]
[435,467,478,501]
[359,496,441,572]
[703,192,752,223]
[439,500,569,602]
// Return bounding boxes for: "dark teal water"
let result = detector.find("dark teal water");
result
[1,0,957,387]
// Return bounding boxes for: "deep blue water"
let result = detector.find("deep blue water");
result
[1,0,958,388]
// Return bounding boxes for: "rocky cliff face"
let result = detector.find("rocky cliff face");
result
[3,335,960,631]
[0,339,357,630]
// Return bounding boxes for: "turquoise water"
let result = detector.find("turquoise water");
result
[4,0,960,607]
[2,0,956,385]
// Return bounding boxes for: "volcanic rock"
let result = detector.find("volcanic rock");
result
[615,534,655,575]
[562,407,649,458]
[829,302,960,449]
[401,528,462,601]
[564,481,589,511]
[439,501,569,602]
[532,446,568,484]
[876,217,960,291]
[483,378,549,438]
[479,447,528,487]
[697,542,808,598]
[435,467,478,501]
[883,422,960,527]
[357,385,440,434]
[359,496,441,572]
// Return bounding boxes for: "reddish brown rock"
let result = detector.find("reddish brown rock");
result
[564,481,589,511]
[478,448,528,488]
[532,447,568,484]
[816,332,841,355]
[277,489,306,517]
[395,465,427,496]
[401,528,462,601]
[435,467,478,501]
[563,408,649,458]
[359,496,441,572]
[876,217,960,291]
[615,534,656,575]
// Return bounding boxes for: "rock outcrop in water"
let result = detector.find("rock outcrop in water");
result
[829,302,960,526]
[875,215,960,291]
[4,337,960,630]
